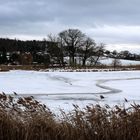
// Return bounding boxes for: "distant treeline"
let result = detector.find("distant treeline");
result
[0,29,140,67]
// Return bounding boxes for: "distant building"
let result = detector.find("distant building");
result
[20,52,33,65]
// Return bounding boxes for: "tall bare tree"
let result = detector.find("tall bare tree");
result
[94,43,105,66]
[88,43,105,66]
[47,34,64,66]
[78,37,96,66]
[59,29,85,66]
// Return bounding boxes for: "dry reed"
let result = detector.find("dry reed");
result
[0,93,140,140]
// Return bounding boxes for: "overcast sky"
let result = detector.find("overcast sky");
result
[0,0,140,53]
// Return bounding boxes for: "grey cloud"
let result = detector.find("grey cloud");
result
[0,1,54,24]
[1,0,140,26]
[0,0,140,50]
[84,25,140,44]
[56,0,140,25]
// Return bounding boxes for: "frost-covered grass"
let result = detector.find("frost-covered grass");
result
[0,93,140,140]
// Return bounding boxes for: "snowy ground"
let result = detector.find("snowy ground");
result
[0,70,140,112]
[64,56,140,66]
[100,57,140,66]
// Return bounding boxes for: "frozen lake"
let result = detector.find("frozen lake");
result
[0,70,140,111]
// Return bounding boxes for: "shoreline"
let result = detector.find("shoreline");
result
[0,64,140,72]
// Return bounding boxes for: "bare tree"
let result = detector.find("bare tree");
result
[59,29,85,66]
[78,37,96,66]
[47,34,64,66]
[111,58,121,70]
[47,34,58,42]
[90,43,105,66]
[112,50,118,58]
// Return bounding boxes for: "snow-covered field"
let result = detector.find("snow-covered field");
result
[0,70,140,112]
[100,57,140,66]
[64,56,140,66]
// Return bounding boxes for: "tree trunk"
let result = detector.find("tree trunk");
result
[82,59,86,66]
